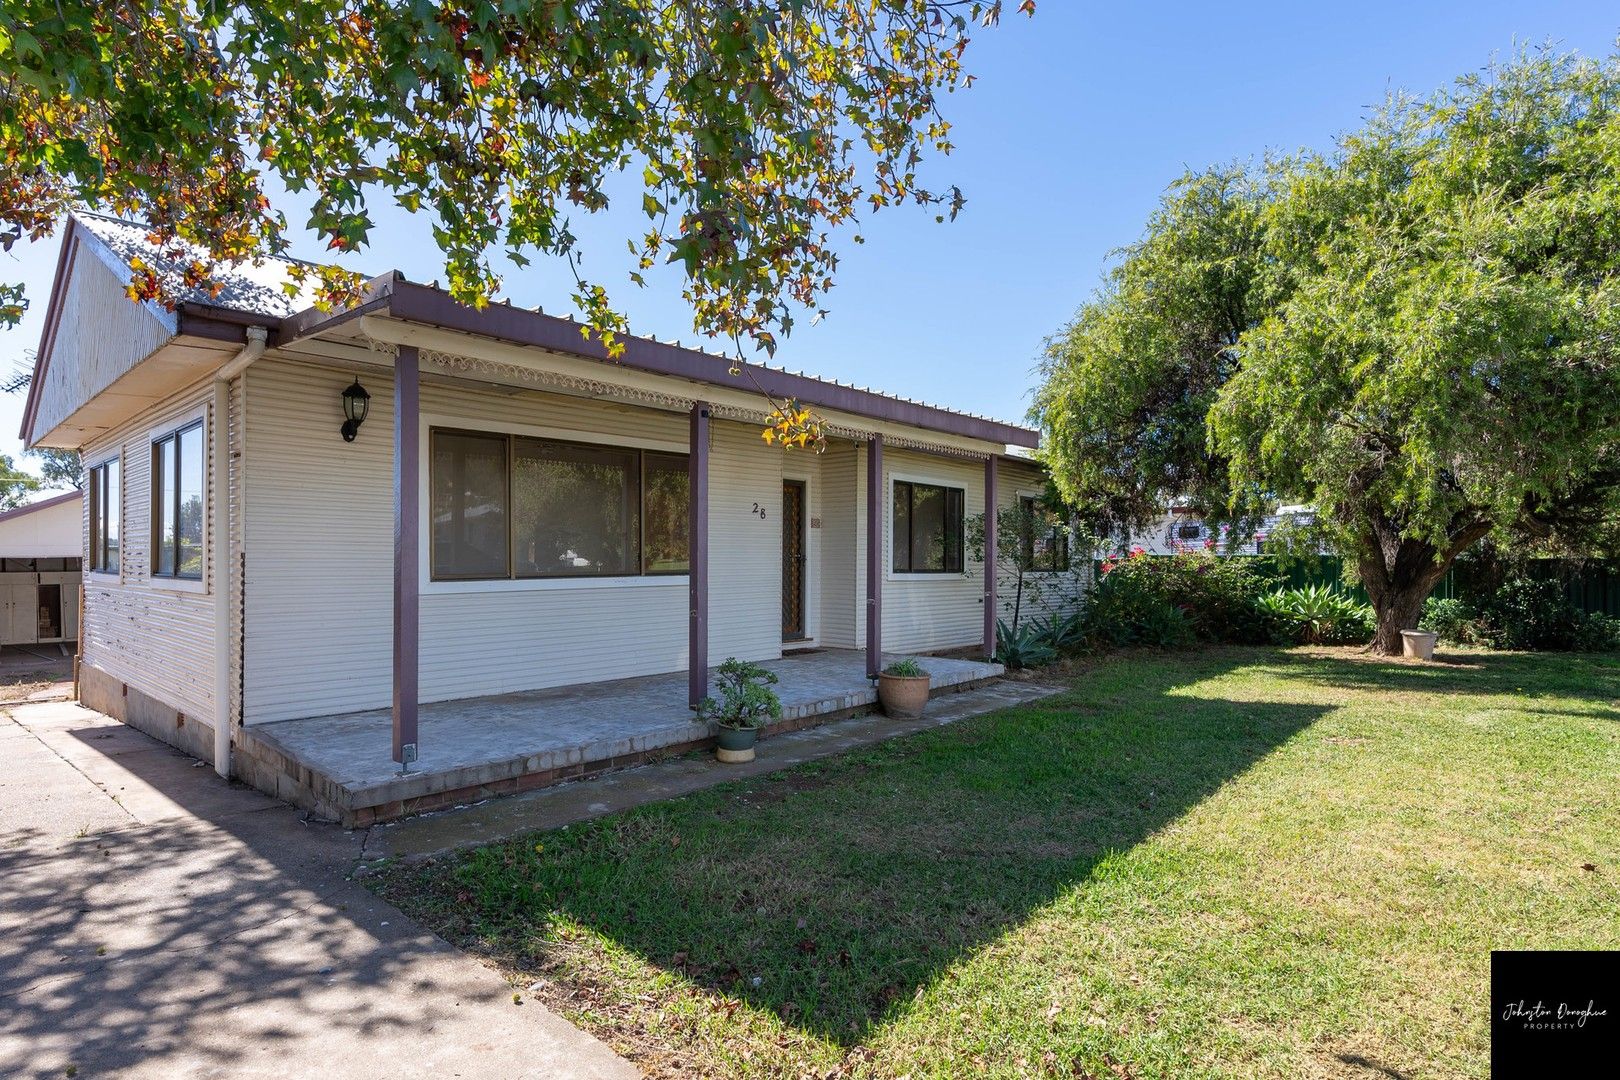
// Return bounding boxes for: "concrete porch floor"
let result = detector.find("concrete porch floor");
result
[249,649,1002,825]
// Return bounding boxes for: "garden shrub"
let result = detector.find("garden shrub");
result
[1475,576,1581,650]
[1086,550,1274,646]
[1421,578,1619,652]
[1256,585,1376,645]
[1420,597,1479,644]
[1028,610,1089,653]
[1572,611,1620,652]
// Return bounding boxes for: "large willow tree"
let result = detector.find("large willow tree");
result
[0,0,1032,379]
[1037,49,1620,654]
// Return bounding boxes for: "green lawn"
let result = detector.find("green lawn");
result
[371,647,1620,1079]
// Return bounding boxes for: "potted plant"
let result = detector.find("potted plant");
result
[696,658,782,763]
[877,658,931,719]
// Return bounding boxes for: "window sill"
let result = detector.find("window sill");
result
[86,570,122,585]
[887,571,968,582]
[147,576,208,595]
[425,575,689,596]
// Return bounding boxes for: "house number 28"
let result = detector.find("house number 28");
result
[751,502,768,519]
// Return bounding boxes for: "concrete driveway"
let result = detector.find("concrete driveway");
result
[0,698,637,1080]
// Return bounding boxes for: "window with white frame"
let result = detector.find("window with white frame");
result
[88,457,120,573]
[430,427,690,580]
[892,479,964,574]
[151,420,204,579]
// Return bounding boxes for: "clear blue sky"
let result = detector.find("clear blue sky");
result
[2,2,1617,486]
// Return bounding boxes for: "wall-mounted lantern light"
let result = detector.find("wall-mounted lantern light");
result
[340,379,371,442]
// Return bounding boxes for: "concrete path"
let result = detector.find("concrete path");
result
[364,678,1064,862]
[0,700,637,1080]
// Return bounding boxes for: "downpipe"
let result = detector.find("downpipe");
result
[213,326,268,777]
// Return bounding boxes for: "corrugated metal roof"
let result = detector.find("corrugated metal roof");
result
[64,211,1036,443]
[73,211,324,319]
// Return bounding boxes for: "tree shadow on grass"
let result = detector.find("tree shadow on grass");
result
[383,651,1334,1047]
[1268,647,1620,719]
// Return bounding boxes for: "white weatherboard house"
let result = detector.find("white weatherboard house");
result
[25,213,1085,824]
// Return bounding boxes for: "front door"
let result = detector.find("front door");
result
[782,480,806,641]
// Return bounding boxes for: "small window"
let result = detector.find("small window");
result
[151,420,204,580]
[1177,522,1202,540]
[1019,494,1071,572]
[892,480,964,573]
[89,458,120,574]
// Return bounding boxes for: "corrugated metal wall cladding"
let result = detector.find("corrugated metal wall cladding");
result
[241,360,787,723]
[79,384,219,720]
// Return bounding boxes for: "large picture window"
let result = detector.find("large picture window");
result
[431,428,689,580]
[151,421,203,580]
[1019,494,1071,572]
[892,479,964,574]
[88,457,120,574]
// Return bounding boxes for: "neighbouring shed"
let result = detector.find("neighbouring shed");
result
[0,490,83,650]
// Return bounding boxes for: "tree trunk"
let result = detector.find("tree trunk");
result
[1357,514,1493,656]
[1369,584,1429,655]
[1011,569,1025,634]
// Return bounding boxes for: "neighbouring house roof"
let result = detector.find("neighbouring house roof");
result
[0,489,80,526]
[0,488,83,558]
[23,211,1039,450]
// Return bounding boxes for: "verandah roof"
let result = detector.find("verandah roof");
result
[23,212,1038,451]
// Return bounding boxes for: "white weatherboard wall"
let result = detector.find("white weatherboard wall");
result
[708,419,787,664]
[879,447,988,654]
[815,441,859,649]
[79,382,219,723]
[996,457,1090,626]
[241,357,790,724]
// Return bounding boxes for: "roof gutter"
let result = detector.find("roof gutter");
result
[212,326,267,778]
[276,275,1038,449]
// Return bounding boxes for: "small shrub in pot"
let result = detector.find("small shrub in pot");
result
[878,658,930,719]
[696,658,782,763]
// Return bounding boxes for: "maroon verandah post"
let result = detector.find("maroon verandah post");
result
[865,434,883,679]
[984,455,998,660]
[393,345,420,767]
[688,402,710,708]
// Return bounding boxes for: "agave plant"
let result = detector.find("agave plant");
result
[1029,610,1088,653]
[995,619,1058,670]
[1258,585,1375,645]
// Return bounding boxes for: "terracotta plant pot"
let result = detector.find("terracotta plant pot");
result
[715,723,758,764]
[1400,629,1438,661]
[877,673,931,719]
